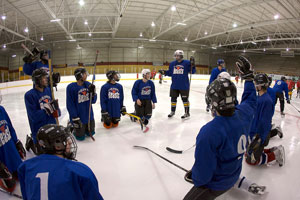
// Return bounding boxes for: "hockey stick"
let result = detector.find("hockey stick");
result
[124,112,149,133]
[133,145,188,172]
[0,187,23,199]
[21,43,34,56]
[189,56,195,94]
[290,103,300,113]
[48,51,59,125]
[166,144,196,154]
[87,50,99,141]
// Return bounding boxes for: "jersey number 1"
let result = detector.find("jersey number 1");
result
[36,172,49,200]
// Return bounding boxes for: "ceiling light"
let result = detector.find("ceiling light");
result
[184,37,188,41]
[3,44,6,48]
[149,39,156,42]
[84,20,88,25]
[138,46,144,49]
[76,45,82,50]
[251,41,257,45]
[12,55,16,58]
[286,48,289,51]
[240,40,243,44]
[233,23,237,28]
[267,37,270,41]
[219,43,222,47]
[171,5,176,11]
[79,0,85,6]
[151,21,155,27]
[204,31,208,35]
[1,15,6,20]
[69,39,76,42]
[212,47,217,49]
[140,32,143,37]
[40,36,44,41]
[263,48,266,52]
[176,22,186,26]
[274,14,279,20]
[88,32,92,37]
[50,19,61,22]
[192,50,196,53]
[243,49,246,53]
[24,27,29,33]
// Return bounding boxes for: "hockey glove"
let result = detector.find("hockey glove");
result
[52,72,61,85]
[190,56,195,67]
[184,170,194,184]
[236,55,254,80]
[15,140,26,159]
[72,118,82,129]
[158,70,166,75]
[287,99,290,104]
[88,84,96,97]
[121,106,127,116]
[43,99,59,117]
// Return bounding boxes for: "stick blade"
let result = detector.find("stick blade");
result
[133,145,147,150]
[166,147,183,154]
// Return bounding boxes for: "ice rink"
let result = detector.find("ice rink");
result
[1,74,300,200]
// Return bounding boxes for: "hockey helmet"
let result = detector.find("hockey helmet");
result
[74,68,89,80]
[106,70,121,82]
[32,68,48,88]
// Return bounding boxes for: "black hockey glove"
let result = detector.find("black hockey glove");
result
[101,111,110,123]
[158,70,166,75]
[52,72,61,85]
[236,55,254,80]
[190,56,195,67]
[184,170,194,184]
[72,117,82,129]
[16,140,26,159]
[88,84,96,97]
[121,106,127,116]
[0,162,12,179]
[287,99,290,104]
[43,99,59,118]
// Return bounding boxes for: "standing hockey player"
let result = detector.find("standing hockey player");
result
[24,69,60,154]
[0,105,25,193]
[273,76,290,116]
[18,124,104,200]
[206,59,226,112]
[159,50,195,119]
[67,68,97,141]
[297,78,300,98]
[183,56,257,200]
[245,74,285,167]
[100,71,126,128]
[151,69,157,80]
[287,78,295,100]
[131,69,157,125]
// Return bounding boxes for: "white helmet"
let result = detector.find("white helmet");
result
[174,50,184,57]
[218,72,231,80]
[141,69,151,77]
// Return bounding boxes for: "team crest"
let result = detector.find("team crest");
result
[173,65,184,74]
[78,88,89,103]
[108,88,120,99]
[39,95,51,110]
[141,86,151,95]
[0,120,11,147]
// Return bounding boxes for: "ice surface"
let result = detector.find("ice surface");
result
[1,75,300,200]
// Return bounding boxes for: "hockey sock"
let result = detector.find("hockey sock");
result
[171,97,177,112]
[182,97,190,114]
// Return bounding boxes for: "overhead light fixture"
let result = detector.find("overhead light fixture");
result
[176,22,186,26]
[76,45,82,50]
[192,50,196,53]
[267,37,270,41]
[263,48,266,52]
[149,39,156,42]
[204,31,208,35]
[219,43,222,47]
[84,20,88,25]
[184,37,188,41]
[212,47,217,50]
[251,41,257,45]
[50,19,61,22]
[40,36,44,41]
[240,40,243,44]
[138,46,144,49]
[274,14,279,20]
[69,39,76,42]
[88,32,92,37]
[139,32,143,37]
[243,49,246,53]
[151,21,155,27]
[1,14,6,20]
[12,54,16,58]
[171,5,176,11]
[24,27,29,33]
[286,47,289,51]
[3,44,6,48]
[79,0,85,6]
[233,23,237,28]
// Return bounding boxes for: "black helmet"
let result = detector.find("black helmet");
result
[254,73,269,88]
[74,68,88,80]
[106,70,120,82]
[281,76,287,81]
[32,68,48,88]
[37,124,77,160]
[206,78,237,114]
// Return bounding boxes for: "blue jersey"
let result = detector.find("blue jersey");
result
[267,87,276,116]
[23,61,49,76]
[249,93,273,142]
[191,81,257,191]
[67,82,97,124]
[273,80,289,100]
[100,82,124,118]
[165,60,196,90]
[132,79,157,103]
[209,67,226,84]
[0,106,22,173]
[24,87,57,143]
[18,154,103,200]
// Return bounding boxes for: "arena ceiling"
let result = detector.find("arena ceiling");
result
[0,0,300,54]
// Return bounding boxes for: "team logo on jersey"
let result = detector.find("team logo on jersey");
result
[108,88,120,99]
[39,95,51,110]
[78,88,89,103]
[173,65,184,74]
[141,86,151,95]
[0,120,11,147]
[278,81,282,85]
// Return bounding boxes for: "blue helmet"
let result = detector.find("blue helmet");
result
[217,59,225,66]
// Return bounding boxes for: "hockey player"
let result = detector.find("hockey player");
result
[100,70,126,128]
[24,69,60,154]
[245,74,285,167]
[183,56,257,200]
[131,69,157,125]
[0,105,25,193]
[206,59,226,112]
[18,124,104,200]
[273,76,290,116]
[150,69,157,80]
[297,78,300,98]
[67,68,97,141]
[287,78,295,100]
[159,50,195,119]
